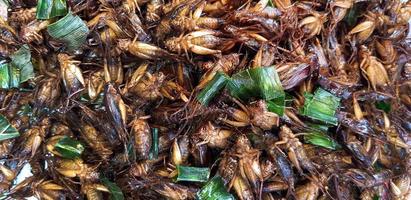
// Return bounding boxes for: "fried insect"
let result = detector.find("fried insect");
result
[117,39,173,60]
[195,121,233,149]
[104,82,128,145]
[165,29,231,55]
[220,99,279,131]
[58,54,85,96]
[20,20,51,43]
[131,117,152,160]
[275,125,316,174]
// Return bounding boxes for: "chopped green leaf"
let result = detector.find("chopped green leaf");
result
[11,45,34,83]
[344,3,360,27]
[149,128,159,159]
[268,0,274,7]
[226,69,259,100]
[0,45,34,89]
[304,132,341,150]
[0,114,20,141]
[227,66,284,101]
[197,72,229,105]
[375,101,391,113]
[0,61,9,88]
[373,195,380,200]
[196,175,235,200]
[47,11,89,50]
[305,122,331,132]
[300,88,341,125]
[176,165,210,183]
[54,136,85,159]
[101,177,125,200]
[36,0,68,19]
[267,96,285,116]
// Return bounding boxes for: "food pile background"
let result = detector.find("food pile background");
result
[0,0,410,199]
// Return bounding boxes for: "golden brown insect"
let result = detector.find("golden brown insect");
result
[195,121,233,149]
[58,53,85,96]
[358,46,390,91]
[171,1,224,32]
[299,12,327,38]
[103,54,124,85]
[130,117,152,160]
[344,168,394,188]
[87,70,105,101]
[234,135,263,196]
[375,40,397,65]
[80,123,113,160]
[295,181,320,200]
[0,164,15,192]
[330,0,353,26]
[127,70,165,100]
[129,157,164,177]
[104,82,128,146]
[151,181,196,200]
[390,175,411,200]
[165,29,231,55]
[348,12,386,42]
[232,174,255,200]
[218,151,239,186]
[8,8,36,25]
[262,179,289,193]
[16,118,50,158]
[171,135,190,166]
[117,39,173,60]
[32,179,65,200]
[220,99,279,131]
[197,53,240,90]
[275,126,316,174]
[81,183,110,200]
[146,0,164,23]
[20,20,51,43]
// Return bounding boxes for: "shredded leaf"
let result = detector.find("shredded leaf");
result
[197,72,229,105]
[375,101,391,113]
[36,0,68,19]
[344,3,360,27]
[149,128,159,159]
[196,175,235,200]
[0,45,34,89]
[267,96,285,116]
[0,61,9,88]
[304,132,341,150]
[47,11,89,50]
[54,136,85,159]
[0,114,20,142]
[176,165,210,182]
[305,122,331,132]
[101,177,125,200]
[227,66,284,101]
[300,87,341,125]
[268,0,274,7]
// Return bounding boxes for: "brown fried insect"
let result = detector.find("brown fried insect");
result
[117,39,173,60]
[58,53,85,96]
[165,29,232,55]
[220,99,279,131]
[130,117,152,160]
[275,125,316,174]
[195,121,233,149]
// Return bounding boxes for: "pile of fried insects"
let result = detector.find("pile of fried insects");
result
[0,0,410,199]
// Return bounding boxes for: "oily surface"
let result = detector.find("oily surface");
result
[0,0,410,199]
